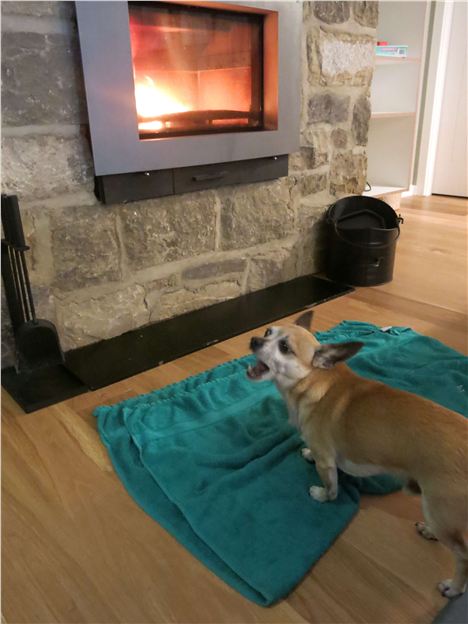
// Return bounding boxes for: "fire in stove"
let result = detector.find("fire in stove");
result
[129,1,264,138]
[135,75,189,132]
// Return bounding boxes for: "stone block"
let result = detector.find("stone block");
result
[145,275,179,291]
[331,128,348,149]
[32,285,57,323]
[19,208,54,285]
[155,281,241,321]
[302,1,313,22]
[1,1,74,18]
[247,247,298,291]
[297,200,329,275]
[299,195,332,221]
[352,95,371,145]
[298,217,328,276]
[313,1,350,24]
[182,258,246,282]
[120,192,217,271]
[308,92,350,124]
[305,31,321,85]
[141,274,179,314]
[219,179,294,250]
[56,285,149,350]
[51,206,121,290]
[290,131,330,170]
[1,134,93,201]
[293,172,328,198]
[352,2,379,28]
[318,30,374,86]
[1,31,86,126]
[329,151,367,196]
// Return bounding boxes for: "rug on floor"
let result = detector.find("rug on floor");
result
[94,321,467,606]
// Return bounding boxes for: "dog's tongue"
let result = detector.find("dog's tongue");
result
[247,360,269,379]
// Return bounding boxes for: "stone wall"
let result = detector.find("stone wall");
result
[1,1,378,366]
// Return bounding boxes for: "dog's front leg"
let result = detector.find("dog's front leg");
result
[309,461,338,502]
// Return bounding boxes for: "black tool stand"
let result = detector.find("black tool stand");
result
[1,194,87,412]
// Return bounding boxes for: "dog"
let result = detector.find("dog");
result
[247,310,468,598]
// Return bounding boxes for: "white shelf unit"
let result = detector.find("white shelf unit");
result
[366,2,429,199]
[363,185,406,198]
[374,56,421,66]
[371,111,416,119]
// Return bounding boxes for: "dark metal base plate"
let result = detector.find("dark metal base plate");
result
[2,274,353,411]
[66,274,353,390]
[1,364,88,413]
[95,155,289,204]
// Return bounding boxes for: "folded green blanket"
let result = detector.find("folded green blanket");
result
[95,321,467,606]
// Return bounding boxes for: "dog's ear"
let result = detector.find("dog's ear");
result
[312,342,363,369]
[295,310,314,330]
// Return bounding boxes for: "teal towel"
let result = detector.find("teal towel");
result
[94,322,467,605]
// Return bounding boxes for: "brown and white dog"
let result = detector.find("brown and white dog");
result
[247,311,468,598]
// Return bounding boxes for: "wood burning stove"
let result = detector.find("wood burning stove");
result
[130,2,267,138]
[75,1,301,204]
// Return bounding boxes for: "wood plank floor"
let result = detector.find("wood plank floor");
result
[2,195,467,624]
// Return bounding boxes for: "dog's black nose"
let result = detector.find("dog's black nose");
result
[250,337,264,351]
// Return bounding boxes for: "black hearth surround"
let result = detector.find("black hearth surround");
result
[2,275,353,411]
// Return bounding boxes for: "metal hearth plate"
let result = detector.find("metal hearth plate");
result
[2,275,353,410]
[65,274,353,391]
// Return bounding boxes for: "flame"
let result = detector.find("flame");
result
[134,75,189,132]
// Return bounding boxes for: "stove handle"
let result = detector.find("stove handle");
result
[192,171,228,182]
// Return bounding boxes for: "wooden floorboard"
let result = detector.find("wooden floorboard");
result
[2,195,467,623]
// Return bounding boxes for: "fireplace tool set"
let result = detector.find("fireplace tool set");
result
[1,194,63,372]
[1,194,86,411]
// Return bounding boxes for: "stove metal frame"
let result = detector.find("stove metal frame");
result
[75,1,301,183]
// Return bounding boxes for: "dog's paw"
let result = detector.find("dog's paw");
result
[309,486,328,502]
[301,448,315,462]
[415,521,438,541]
[437,579,465,598]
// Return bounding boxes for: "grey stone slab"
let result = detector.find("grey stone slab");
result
[352,2,379,28]
[352,95,372,146]
[308,92,350,124]
[219,179,294,251]
[329,151,367,196]
[313,1,350,24]
[120,193,217,271]
[1,1,74,18]
[182,258,246,281]
[1,134,93,200]
[51,206,121,290]
[1,31,86,126]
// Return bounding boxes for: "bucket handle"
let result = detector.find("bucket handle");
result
[333,217,402,249]
[335,208,386,227]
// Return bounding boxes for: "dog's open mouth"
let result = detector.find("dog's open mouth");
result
[247,360,270,380]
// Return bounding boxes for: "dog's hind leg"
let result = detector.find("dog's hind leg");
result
[437,534,468,598]
[309,461,338,502]
[423,495,468,597]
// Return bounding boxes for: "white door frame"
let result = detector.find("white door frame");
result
[414,0,454,196]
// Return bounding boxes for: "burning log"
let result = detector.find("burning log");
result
[138,109,261,125]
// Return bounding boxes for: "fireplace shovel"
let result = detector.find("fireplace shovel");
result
[1,194,64,373]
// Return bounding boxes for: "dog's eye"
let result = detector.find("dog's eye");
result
[279,339,291,354]
[264,328,273,337]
